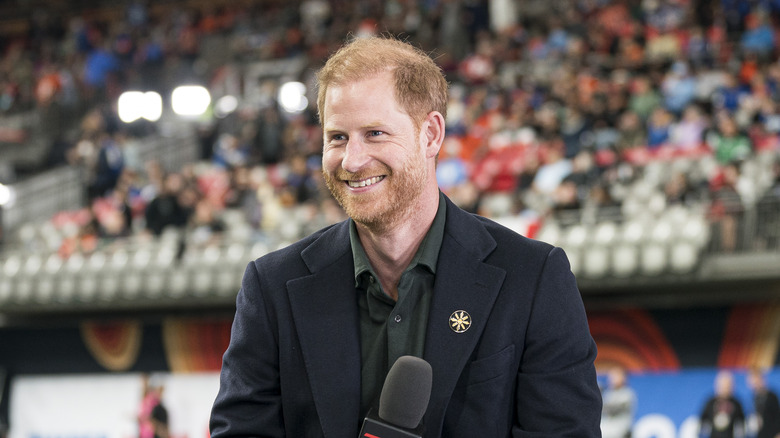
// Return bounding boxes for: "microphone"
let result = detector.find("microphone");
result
[359,356,432,438]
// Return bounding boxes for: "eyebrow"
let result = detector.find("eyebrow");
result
[324,121,388,133]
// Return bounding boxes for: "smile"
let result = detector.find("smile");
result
[347,176,385,188]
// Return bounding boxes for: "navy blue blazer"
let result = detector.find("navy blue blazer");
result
[210,196,602,437]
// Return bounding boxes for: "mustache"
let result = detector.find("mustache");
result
[329,166,391,181]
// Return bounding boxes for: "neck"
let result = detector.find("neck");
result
[355,187,439,300]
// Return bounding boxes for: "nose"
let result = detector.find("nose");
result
[341,137,370,173]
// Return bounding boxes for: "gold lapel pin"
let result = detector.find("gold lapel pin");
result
[449,310,471,333]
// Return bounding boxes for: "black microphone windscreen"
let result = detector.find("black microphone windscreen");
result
[378,356,432,430]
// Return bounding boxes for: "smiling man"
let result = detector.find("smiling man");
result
[210,36,602,438]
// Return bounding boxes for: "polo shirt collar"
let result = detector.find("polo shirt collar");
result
[350,192,447,287]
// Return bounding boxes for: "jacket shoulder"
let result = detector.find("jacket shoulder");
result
[250,220,351,275]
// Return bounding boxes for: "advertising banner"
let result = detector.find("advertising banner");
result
[8,368,780,438]
[9,373,219,438]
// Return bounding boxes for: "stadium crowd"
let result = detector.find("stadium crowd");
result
[2,0,780,257]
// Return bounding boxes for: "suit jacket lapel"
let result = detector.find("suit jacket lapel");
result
[287,222,362,438]
[423,198,506,425]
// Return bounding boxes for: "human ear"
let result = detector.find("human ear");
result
[422,111,445,159]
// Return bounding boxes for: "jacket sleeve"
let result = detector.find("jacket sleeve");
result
[513,246,603,437]
[210,262,286,438]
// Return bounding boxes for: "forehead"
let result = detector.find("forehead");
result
[322,72,409,126]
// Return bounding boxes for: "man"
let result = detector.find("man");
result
[699,370,746,438]
[747,367,780,438]
[210,36,601,437]
[600,367,636,438]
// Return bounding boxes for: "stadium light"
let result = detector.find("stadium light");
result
[171,85,211,117]
[118,91,163,123]
[0,183,17,208]
[278,81,308,114]
[214,95,239,118]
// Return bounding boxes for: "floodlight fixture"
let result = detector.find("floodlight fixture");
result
[278,81,308,114]
[171,85,211,117]
[214,95,239,118]
[118,90,163,123]
[0,183,17,208]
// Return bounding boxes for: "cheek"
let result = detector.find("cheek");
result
[322,149,342,172]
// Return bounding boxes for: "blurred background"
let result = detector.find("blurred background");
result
[0,0,779,436]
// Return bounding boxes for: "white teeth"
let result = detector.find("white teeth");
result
[348,176,383,188]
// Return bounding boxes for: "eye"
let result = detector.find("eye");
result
[367,130,384,137]
[329,133,347,142]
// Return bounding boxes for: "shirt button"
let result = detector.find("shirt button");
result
[394,314,402,323]
[369,276,375,284]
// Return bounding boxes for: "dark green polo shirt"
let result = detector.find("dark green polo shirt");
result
[351,192,446,418]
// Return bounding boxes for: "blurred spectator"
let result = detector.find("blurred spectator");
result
[669,104,708,151]
[57,211,99,258]
[531,142,572,198]
[712,73,750,114]
[560,108,591,158]
[458,37,496,85]
[746,366,780,438]
[224,165,262,226]
[139,160,165,205]
[4,0,780,263]
[212,133,250,170]
[92,185,134,240]
[708,162,746,252]
[82,40,122,99]
[585,183,622,220]
[285,153,322,204]
[665,171,704,207]
[600,367,636,438]
[566,149,601,200]
[646,107,674,149]
[138,375,165,438]
[256,106,286,164]
[188,199,225,247]
[698,370,745,438]
[150,403,169,438]
[708,114,753,164]
[550,178,581,226]
[616,110,648,152]
[740,12,775,59]
[88,133,125,200]
[629,76,662,122]
[144,172,192,236]
[662,61,697,116]
[686,26,711,68]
